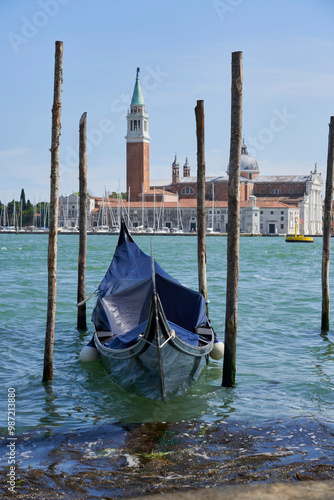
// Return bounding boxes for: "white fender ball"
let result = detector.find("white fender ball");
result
[210,341,225,360]
[80,345,99,362]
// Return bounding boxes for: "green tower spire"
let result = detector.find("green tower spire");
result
[131,67,145,106]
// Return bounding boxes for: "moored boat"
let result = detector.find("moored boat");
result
[81,220,223,400]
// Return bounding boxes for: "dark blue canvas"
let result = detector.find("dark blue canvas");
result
[92,221,208,345]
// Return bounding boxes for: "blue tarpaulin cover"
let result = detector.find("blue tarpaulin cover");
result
[92,222,208,348]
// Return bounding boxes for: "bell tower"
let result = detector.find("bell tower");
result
[183,157,190,177]
[172,155,180,183]
[126,68,150,201]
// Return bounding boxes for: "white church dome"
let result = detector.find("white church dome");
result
[227,142,259,174]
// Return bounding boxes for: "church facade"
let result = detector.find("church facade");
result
[124,69,323,235]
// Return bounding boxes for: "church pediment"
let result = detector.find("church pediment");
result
[311,174,324,187]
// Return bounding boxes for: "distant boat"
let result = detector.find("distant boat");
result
[286,218,313,243]
[81,220,223,400]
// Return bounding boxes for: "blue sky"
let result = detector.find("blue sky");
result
[1,0,334,202]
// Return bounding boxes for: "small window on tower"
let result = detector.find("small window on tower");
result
[134,120,137,131]
[130,121,133,131]
[134,106,137,113]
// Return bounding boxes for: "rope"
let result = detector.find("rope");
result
[138,329,176,348]
[76,288,98,307]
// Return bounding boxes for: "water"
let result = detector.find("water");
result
[1,234,334,497]
[0,234,334,431]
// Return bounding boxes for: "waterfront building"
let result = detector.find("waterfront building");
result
[58,69,324,236]
[150,143,323,235]
[253,167,323,235]
[58,193,94,230]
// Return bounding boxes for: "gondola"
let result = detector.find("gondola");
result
[81,221,222,401]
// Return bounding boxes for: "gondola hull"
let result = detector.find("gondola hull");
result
[94,297,213,401]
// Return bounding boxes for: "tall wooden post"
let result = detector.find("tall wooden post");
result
[195,100,208,315]
[43,41,63,383]
[222,51,243,387]
[77,112,88,330]
[321,116,334,331]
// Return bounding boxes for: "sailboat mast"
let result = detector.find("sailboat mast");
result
[153,188,156,231]
[39,197,41,229]
[177,197,179,230]
[105,187,109,228]
[212,182,215,231]
[13,196,16,228]
[20,198,23,230]
[66,196,69,228]
[117,182,121,227]
[33,197,36,229]
[142,182,144,229]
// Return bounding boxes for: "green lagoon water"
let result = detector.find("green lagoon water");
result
[0,233,334,433]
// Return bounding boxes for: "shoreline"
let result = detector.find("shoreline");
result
[0,230,322,237]
[1,416,334,499]
[128,481,334,500]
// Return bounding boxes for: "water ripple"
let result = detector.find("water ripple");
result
[0,234,334,433]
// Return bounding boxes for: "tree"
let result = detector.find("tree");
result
[23,200,34,226]
[109,192,126,199]
[20,189,26,210]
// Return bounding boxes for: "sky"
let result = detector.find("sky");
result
[1,0,334,203]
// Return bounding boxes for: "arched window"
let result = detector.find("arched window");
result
[181,186,194,195]
[271,189,282,194]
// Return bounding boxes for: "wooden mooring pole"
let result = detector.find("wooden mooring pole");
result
[222,51,243,388]
[43,41,63,383]
[77,112,88,330]
[195,100,208,315]
[321,116,334,331]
